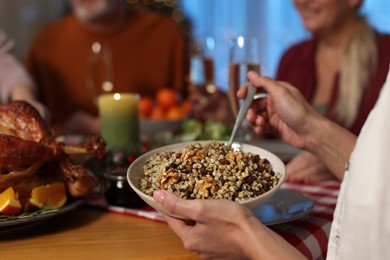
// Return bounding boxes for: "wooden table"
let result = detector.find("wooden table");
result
[0,138,321,259]
[0,206,197,260]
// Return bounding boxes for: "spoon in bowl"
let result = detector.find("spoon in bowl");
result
[228,84,257,147]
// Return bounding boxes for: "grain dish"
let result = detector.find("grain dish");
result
[140,141,281,201]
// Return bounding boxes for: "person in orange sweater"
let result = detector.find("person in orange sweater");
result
[25,0,189,135]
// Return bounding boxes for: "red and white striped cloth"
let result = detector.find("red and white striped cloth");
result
[88,180,340,260]
[277,180,340,259]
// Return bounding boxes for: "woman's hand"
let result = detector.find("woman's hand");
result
[239,72,354,180]
[153,190,254,259]
[238,72,320,151]
[287,151,338,183]
[153,190,305,260]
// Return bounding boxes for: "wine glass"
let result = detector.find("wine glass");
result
[228,36,261,117]
[87,41,114,105]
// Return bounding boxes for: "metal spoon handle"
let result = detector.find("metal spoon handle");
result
[229,84,257,145]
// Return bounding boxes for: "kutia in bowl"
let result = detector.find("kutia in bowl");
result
[127,141,286,218]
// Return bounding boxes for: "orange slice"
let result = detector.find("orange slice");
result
[0,187,22,215]
[29,182,67,209]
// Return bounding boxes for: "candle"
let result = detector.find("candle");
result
[98,93,140,154]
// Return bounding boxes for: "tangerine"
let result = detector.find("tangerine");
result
[0,187,22,215]
[156,88,178,109]
[139,96,154,118]
[29,182,67,209]
[150,105,166,120]
[166,105,185,120]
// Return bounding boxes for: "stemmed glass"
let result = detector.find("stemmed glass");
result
[87,41,114,105]
[189,36,217,102]
[228,36,261,117]
[187,35,219,122]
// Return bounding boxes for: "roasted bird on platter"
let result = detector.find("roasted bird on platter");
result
[0,101,106,214]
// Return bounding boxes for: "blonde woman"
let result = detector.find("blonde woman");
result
[276,0,390,183]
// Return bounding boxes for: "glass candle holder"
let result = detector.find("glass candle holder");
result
[98,93,140,155]
[104,169,145,208]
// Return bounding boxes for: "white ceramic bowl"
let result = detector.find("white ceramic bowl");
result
[127,141,286,217]
[140,119,182,140]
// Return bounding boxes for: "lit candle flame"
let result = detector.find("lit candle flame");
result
[113,93,121,100]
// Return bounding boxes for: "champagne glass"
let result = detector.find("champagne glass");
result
[228,36,260,117]
[190,36,217,103]
[87,41,114,105]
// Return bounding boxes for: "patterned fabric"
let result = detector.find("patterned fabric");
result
[278,181,340,259]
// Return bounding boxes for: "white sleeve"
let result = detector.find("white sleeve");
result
[328,63,390,259]
[0,30,35,103]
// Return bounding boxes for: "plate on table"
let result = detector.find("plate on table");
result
[0,199,84,234]
[254,189,314,225]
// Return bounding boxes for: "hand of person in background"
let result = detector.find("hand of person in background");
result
[188,81,235,126]
[62,111,100,135]
[10,84,51,123]
[1,30,50,122]
[286,151,337,183]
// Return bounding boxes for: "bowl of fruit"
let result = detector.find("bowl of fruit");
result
[139,88,191,140]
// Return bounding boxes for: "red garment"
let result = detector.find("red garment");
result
[276,33,390,135]
[25,9,189,131]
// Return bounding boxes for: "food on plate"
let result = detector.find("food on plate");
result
[0,187,22,215]
[29,182,67,209]
[140,141,281,201]
[158,119,233,143]
[139,88,191,120]
[198,119,233,140]
[0,101,106,215]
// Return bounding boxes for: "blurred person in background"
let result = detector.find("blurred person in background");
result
[188,81,235,126]
[276,0,390,183]
[0,30,49,120]
[25,0,189,135]
[186,38,235,126]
